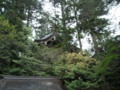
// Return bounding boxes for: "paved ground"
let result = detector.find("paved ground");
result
[0,76,64,90]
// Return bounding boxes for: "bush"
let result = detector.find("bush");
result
[97,37,120,90]
[53,52,100,90]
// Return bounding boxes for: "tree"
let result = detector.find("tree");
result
[0,16,48,76]
[0,16,19,76]
[0,0,42,28]
[48,0,110,54]
[77,0,109,59]
[48,0,77,50]
[35,12,54,39]
[97,36,120,90]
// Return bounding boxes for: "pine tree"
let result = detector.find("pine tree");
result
[77,0,109,59]
[48,0,75,50]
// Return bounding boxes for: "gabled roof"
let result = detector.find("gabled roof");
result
[34,31,57,43]
[40,33,54,40]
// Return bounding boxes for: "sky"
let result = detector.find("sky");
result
[42,1,120,50]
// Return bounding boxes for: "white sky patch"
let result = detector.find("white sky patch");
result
[102,3,120,36]
[43,0,54,13]
[43,0,61,17]
[81,36,92,50]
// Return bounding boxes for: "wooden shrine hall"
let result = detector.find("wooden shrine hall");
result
[34,31,57,46]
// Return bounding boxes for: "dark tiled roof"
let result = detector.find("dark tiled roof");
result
[34,31,57,43]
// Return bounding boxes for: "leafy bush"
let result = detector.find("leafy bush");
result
[54,52,100,90]
[0,16,48,77]
[0,16,17,77]
[97,37,120,90]
[34,46,63,75]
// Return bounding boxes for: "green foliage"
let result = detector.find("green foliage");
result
[0,16,16,36]
[48,0,109,53]
[0,0,119,90]
[53,52,100,90]
[34,46,63,75]
[0,16,17,76]
[97,38,120,74]
[0,16,46,77]
[96,37,120,90]
[10,54,46,76]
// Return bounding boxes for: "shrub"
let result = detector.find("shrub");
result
[54,52,99,90]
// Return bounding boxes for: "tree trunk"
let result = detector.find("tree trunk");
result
[61,3,66,27]
[27,9,31,27]
[74,6,82,51]
[90,30,101,59]
[77,29,82,51]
